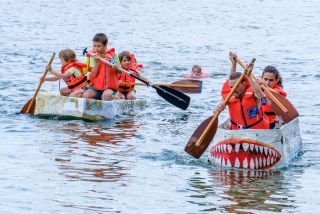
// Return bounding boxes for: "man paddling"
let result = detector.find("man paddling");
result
[215,65,269,130]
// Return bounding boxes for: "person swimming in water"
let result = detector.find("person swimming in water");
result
[183,65,209,78]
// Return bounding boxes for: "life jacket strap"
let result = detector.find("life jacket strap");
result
[68,76,87,89]
[265,111,276,116]
[230,115,264,129]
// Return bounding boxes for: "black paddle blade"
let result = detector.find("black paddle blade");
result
[172,79,202,94]
[185,116,219,159]
[154,85,190,110]
[82,48,88,56]
[268,91,299,123]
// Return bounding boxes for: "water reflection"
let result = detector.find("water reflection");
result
[41,118,141,183]
[63,118,140,146]
[188,169,298,213]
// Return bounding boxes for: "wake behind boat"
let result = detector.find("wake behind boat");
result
[34,93,146,121]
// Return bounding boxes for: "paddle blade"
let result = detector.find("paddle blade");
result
[185,116,219,159]
[172,79,202,94]
[154,85,190,110]
[268,91,299,123]
[20,99,36,114]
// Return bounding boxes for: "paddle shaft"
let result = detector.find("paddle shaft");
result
[235,57,288,113]
[195,58,256,147]
[85,51,186,101]
[125,82,199,88]
[85,51,150,83]
[26,53,56,113]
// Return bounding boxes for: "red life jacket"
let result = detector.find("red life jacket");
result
[86,48,119,91]
[262,84,287,124]
[221,81,268,130]
[136,63,143,70]
[61,61,87,92]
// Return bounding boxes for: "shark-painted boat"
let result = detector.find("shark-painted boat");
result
[34,93,147,121]
[208,118,302,170]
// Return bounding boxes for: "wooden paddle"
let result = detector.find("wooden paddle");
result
[170,79,202,94]
[20,53,56,114]
[184,58,256,159]
[124,79,202,94]
[235,57,299,123]
[83,48,190,110]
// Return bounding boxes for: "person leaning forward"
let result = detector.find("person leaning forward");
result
[228,52,287,129]
[215,68,269,130]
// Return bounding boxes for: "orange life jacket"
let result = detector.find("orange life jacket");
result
[119,69,138,92]
[221,81,268,130]
[262,84,287,124]
[118,54,138,93]
[118,53,140,93]
[136,63,143,70]
[86,48,119,91]
[61,61,87,92]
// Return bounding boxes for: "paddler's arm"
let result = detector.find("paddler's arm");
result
[246,74,265,108]
[44,76,59,81]
[45,65,72,79]
[113,53,122,74]
[90,54,101,77]
[213,97,226,114]
[229,52,237,74]
[135,72,149,83]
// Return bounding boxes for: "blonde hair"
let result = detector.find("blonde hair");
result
[59,49,77,62]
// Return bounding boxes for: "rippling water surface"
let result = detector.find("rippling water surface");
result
[1,0,319,213]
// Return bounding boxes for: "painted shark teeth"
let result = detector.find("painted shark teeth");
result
[227,145,232,153]
[211,142,280,169]
[259,146,264,153]
[235,144,240,153]
[243,158,248,168]
[234,158,240,167]
[250,144,255,152]
[242,143,249,151]
[250,158,255,169]
[227,159,232,167]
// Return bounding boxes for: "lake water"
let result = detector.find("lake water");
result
[0,0,319,213]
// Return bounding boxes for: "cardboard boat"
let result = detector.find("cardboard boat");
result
[208,118,302,170]
[34,93,146,121]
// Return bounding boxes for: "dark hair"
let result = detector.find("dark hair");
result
[192,65,202,72]
[262,65,283,88]
[59,49,76,62]
[118,51,131,62]
[92,33,108,46]
[229,72,245,82]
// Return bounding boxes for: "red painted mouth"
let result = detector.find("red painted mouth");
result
[210,139,281,170]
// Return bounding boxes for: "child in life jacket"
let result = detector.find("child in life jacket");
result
[82,33,122,100]
[118,51,149,100]
[257,66,287,129]
[45,49,87,97]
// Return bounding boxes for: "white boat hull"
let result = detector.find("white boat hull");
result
[207,118,302,170]
[34,93,146,121]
